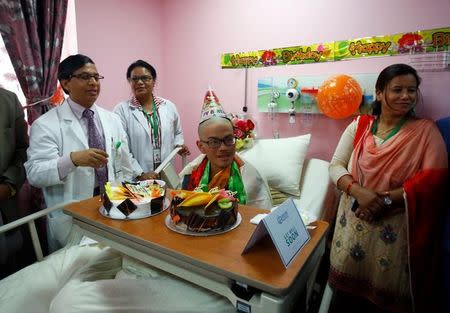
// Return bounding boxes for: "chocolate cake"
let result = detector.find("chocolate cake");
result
[169,189,238,232]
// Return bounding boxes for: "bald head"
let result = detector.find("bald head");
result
[198,116,233,138]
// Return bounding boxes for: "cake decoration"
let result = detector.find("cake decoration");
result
[102,180,166,218]
[170,187,238,232]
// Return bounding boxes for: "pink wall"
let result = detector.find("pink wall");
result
[76,0,450,162]
[76,0,163,109]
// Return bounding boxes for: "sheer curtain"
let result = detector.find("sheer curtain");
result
[0,36,26,105]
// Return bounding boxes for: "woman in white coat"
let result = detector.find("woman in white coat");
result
[114,60,189,177]
[25,54,146,252]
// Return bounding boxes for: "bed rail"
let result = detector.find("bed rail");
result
[0,201,74,262]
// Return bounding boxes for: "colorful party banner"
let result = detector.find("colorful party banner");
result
[222,51,259,68]
[426,27,450,51]
[221,27,450,68]
[335,35,393,61]
[278,42,334,65]
[392,27,450,54]
[221,43,334,69]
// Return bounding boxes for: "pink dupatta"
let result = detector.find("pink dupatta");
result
[352,115,448,312]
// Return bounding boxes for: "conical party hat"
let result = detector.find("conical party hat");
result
[199,88,228,124]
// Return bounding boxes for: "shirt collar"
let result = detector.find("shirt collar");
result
[68,98,98,120]
[129,95,164,110]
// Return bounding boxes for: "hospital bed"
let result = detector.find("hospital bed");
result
[0,136,338,313]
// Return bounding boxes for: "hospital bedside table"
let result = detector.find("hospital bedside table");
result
[64,196,329,313]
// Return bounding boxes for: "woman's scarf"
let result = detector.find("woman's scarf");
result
[352,115,448,312]
[186,156,247,204]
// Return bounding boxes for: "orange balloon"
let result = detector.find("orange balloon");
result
[316,75,362,119]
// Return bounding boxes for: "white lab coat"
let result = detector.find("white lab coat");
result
[25,100,143,250]
[114,98,184,172]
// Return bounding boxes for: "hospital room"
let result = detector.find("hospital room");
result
[0,0,449,312]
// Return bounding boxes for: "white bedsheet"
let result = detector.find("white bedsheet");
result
[50,255,234,313]
[0,244,113,313]
[0,244,234,313]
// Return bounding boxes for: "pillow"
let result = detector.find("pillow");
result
[269,187,291,206]
[239,134,310,196]
[296,158,333,220]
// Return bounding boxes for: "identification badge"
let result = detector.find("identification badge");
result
[153,148,161,167]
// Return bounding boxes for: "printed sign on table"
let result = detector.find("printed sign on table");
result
[242,198,310,268]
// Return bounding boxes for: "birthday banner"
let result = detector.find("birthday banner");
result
[221,27,450,68]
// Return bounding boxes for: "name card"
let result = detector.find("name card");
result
[242,198,310,268]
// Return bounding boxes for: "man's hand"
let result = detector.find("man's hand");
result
[177,145,190,156]
[70,148,108,168]
[136,171,159,181]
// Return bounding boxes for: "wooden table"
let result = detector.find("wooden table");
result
[64,197,329,313]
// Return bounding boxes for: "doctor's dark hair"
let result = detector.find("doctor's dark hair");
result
[58,54,95,94]
[126,60,157,80]
[371,63,421,116]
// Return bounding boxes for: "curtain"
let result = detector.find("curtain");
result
[0,0,68,125]
[0,0,69,257]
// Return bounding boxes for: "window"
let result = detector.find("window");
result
[0,0,77,110]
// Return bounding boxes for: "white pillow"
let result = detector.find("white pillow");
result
[296,158,332,220]
[239,134,311,196]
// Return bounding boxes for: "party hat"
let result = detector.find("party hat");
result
[199,87,228,124]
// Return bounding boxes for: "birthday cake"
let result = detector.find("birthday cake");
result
[169,188,238,232]
[102,180,166,218]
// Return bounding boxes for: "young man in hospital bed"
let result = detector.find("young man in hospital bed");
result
[180,88,272,209]
[0,89,272,313]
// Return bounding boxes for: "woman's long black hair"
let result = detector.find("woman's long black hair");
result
[371,63,421,116]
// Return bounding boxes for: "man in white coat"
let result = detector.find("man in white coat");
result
[25,54,149,252]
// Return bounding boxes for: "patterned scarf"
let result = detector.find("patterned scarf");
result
[129,94,164,109]
[186,156,247,204]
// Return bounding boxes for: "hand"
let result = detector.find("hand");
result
[70,148,108,168]
[375,190,404,218]
[352,186,385,218]
[0,183,11,202]
[177,145,190,156]
[137,171,159,181]
[354,207,375,222]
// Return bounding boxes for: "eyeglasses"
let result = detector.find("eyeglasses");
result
[70,73,104,81]
[129,75,153,83]
[200,135,236,149]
